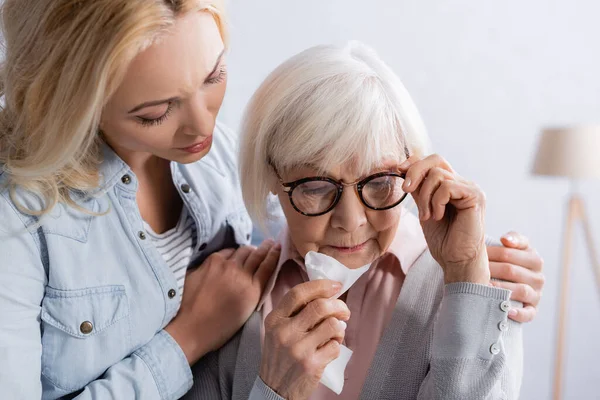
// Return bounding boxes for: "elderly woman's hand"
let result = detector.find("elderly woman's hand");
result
[488,231,545,322]
[400,154,490,285]
[260,280,350,400]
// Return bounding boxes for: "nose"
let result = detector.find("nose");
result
[181,92,215,138]
[330,186,368,232]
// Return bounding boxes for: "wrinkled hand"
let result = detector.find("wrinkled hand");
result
[260,280,350,400]
[400,154,489,285]
[166,240,281,365]
[487,231,545,322]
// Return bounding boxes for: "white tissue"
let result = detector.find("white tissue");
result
[304,251,371,395]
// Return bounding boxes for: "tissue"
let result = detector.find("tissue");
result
[304,251,371,395]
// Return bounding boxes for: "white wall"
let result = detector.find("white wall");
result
[221,1,600,399]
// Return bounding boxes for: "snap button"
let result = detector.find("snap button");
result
[199,243,207,251]
[500,301,510,312]
[490,343,501,355]
[80,321,93,335]
[121,174,131,185]
[138,231,146,240]
[498,321,508,332]
[168,289,176,299]
[181,184,191,194]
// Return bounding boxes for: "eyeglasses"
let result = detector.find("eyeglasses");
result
[275,171,409,217]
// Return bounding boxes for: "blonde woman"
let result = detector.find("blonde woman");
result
[0,2,541,400]
[0,1,282,399]
[186,42,537,400]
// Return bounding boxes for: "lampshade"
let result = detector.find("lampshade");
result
[532,126,600,179]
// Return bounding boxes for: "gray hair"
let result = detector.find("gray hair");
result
[239,41,430,227]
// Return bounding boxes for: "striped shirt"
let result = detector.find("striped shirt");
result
[144,206,197,301]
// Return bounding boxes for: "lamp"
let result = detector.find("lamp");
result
[531,126,600,400]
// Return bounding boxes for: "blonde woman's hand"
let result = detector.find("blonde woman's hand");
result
[400,154,490,285]
[260,280,350,400]
[488,231,545,322]
[165,240,281,365]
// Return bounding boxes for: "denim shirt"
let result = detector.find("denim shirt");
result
[0,122,253,400]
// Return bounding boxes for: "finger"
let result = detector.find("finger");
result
[216,248,236,259]
[487,246,544,274]
[231,246,255,265]
[490,280,541,308]
[508,305,537,323]
[254,243,283,292]
[276,280,342,318]
[500,231,530,250]
[294,298,350,331]
[430,180,480,221]
[398,154,422,171]
[302,317,347,349]
[243,240,275,273]
[416,167,453,221]
[489,261,545,292]
[313,339,342,367]
[401,154,454,193]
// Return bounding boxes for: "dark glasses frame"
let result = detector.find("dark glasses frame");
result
[270,144,412,217]
[275,171,409,217]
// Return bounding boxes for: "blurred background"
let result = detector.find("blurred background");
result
[219,1,600,399]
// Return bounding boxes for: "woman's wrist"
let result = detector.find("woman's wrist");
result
[443,257,491,285]
[165,320,210,365]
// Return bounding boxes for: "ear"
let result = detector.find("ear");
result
[268,172,280,195]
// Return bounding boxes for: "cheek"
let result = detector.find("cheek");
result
[279,193,328,257]
[100,115,178,152]
[369,209,401,252]
[208,79,227,113]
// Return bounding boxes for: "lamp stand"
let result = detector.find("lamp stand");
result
[552,192,600,400]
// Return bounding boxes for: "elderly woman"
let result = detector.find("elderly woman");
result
[186,41,527,400]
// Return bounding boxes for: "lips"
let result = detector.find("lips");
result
[179,136,213,154]
[328,240,369,254]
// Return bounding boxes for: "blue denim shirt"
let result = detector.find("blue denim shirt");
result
[0,122,253,400]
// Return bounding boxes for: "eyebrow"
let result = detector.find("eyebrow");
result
[127,49,226,114]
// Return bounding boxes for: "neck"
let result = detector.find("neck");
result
[104,140,170,180]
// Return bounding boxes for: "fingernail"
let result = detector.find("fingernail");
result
[403,177,412,190]
[504,235,515,243]
[508,309,518,317]
[274,243,282,250]
[332,282,342,292]
[338,320,347,330]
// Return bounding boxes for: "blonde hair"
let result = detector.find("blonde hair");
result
[239,41,431,228]
[0,0,228,216]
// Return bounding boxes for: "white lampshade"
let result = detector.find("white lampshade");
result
[532,126,600,179]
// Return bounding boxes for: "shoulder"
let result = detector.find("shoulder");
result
[0,173,38,231]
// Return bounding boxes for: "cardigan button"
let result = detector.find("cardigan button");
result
[490,343,501,355]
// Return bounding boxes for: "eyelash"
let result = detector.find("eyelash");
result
[206,66,227,85]
[138,101,175,127]
[136,67,226,127]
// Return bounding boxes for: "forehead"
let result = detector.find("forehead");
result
[110,12,223,109]
[284,157,401,181]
